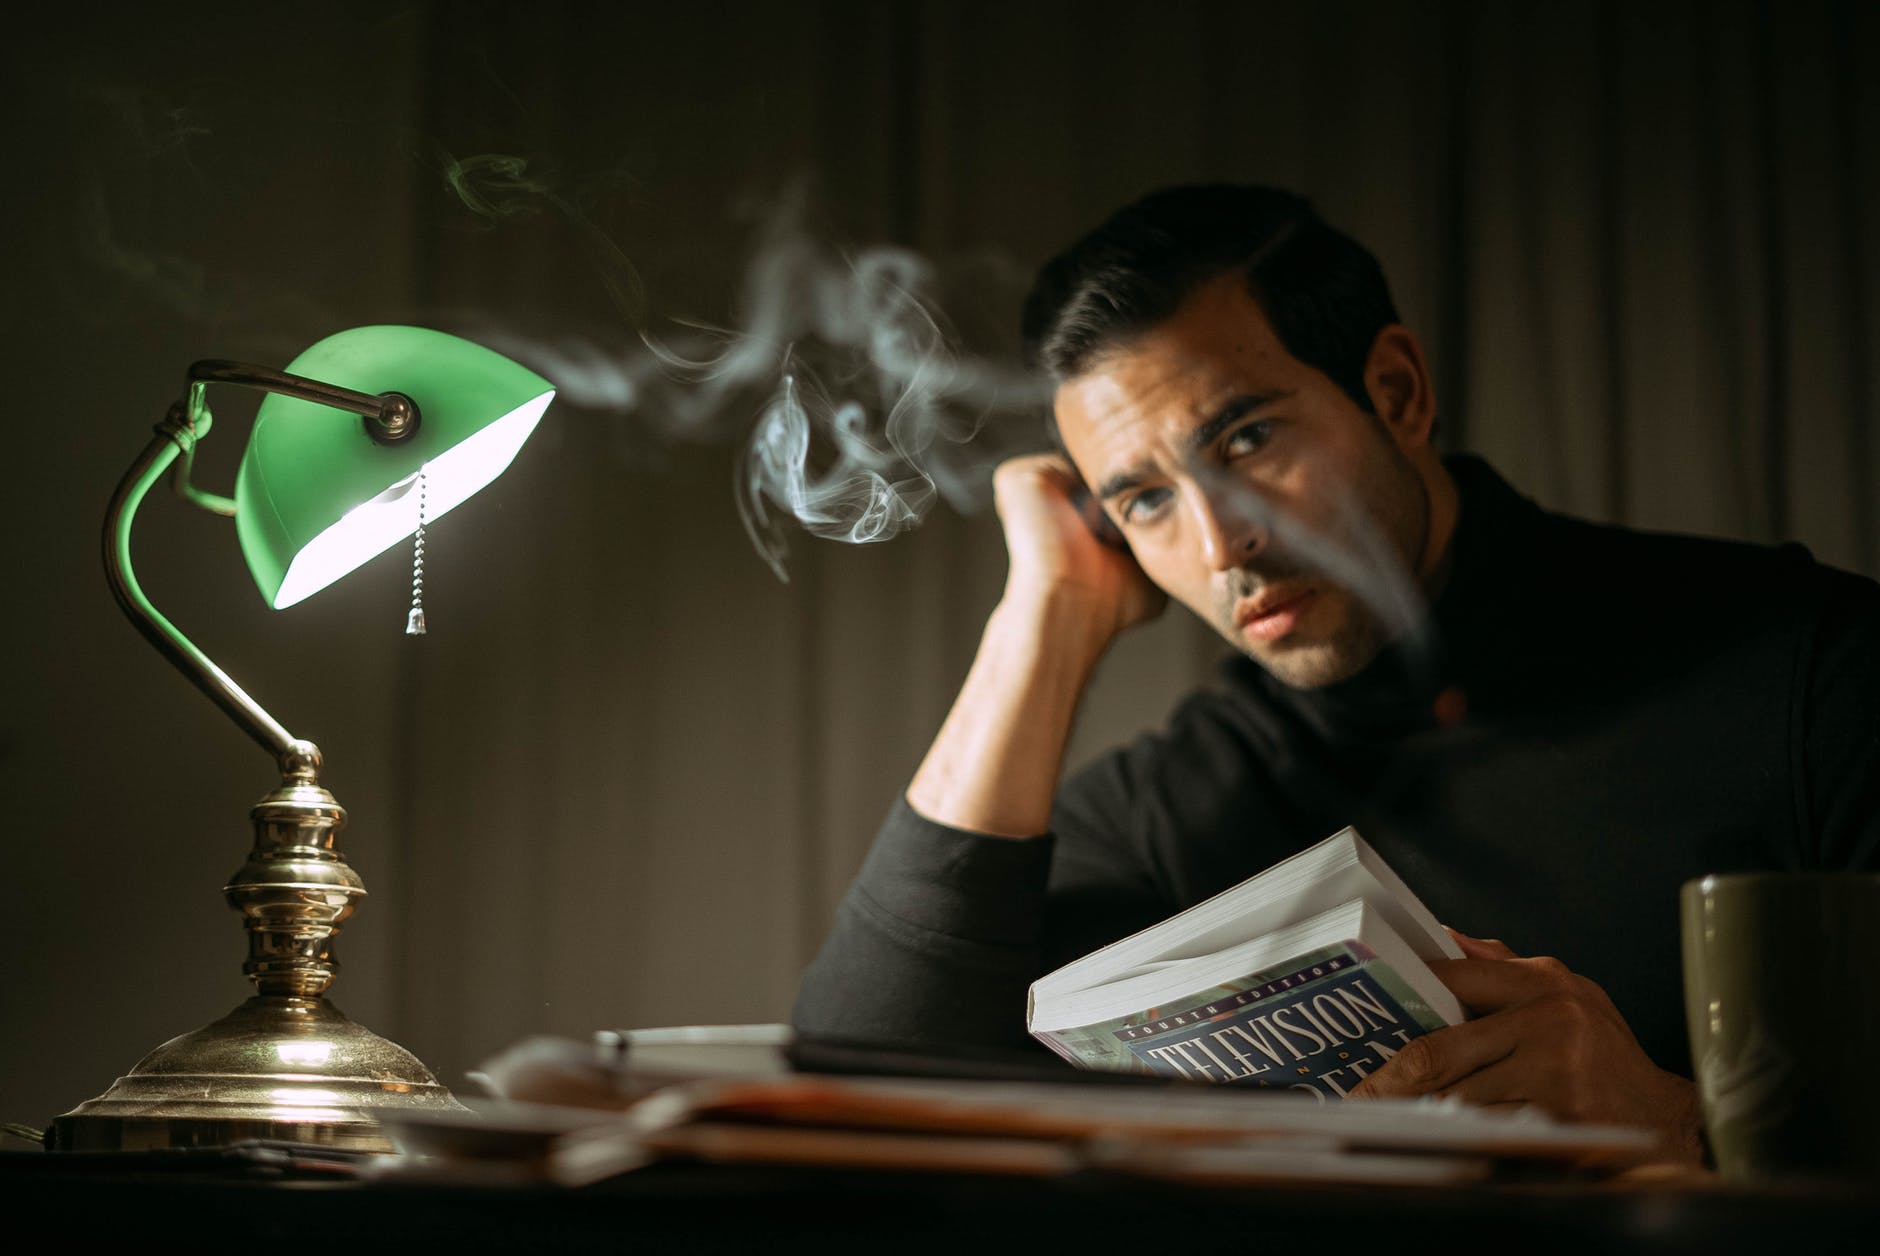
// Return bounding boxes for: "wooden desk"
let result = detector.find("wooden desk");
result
[3,1151,1873,1253]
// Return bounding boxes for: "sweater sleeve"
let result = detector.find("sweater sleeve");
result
[1795,568,1880,871]
[792,751,1169,1050]
[790,797,1054,1050]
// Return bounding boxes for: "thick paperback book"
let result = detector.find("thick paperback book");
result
[1027,828,1465,1099]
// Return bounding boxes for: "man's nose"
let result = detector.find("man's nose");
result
[1188,485,1265,572]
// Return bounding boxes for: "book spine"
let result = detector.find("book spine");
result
[1117,963,1432,1099]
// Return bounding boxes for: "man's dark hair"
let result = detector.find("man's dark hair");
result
[1020,185,1400,413]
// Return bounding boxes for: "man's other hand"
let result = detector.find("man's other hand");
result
[993,453,1165,642]
[1347,930,1705,1164]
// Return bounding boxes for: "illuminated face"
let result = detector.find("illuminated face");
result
[1053,271,1440,689]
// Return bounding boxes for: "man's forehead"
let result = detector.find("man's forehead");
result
[1054,282,1298,456]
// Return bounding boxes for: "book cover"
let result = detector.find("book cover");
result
[1035,942,1450,1100]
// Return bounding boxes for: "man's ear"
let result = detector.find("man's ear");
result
[1362,325,1438,452]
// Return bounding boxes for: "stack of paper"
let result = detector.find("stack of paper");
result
[374,1032,1658,1189]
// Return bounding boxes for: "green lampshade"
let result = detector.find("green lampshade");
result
[235,326,555,609]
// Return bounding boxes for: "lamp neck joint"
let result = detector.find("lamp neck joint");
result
[365,392,422,445]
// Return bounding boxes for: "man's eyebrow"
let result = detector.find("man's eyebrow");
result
[1184,389,1295,455]
[1095,464,1154,504]
[1094,390,1295,503]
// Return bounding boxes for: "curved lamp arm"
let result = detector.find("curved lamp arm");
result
[101,362,420,778]
[186,359,420,441]
[104,404,308,773]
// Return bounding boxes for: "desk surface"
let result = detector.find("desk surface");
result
[3,1151,1875,1253]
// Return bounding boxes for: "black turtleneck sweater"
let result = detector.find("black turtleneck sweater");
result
[792,458,1880,1076]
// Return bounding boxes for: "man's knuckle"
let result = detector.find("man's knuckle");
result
[1568,971,1620,1014]
[1526,954,1572,982]
[1392,1037,1444,1090]
[1538,990,1591,1029]
[991,460,1030,490]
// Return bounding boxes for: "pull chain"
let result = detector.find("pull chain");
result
[406,468,428,636]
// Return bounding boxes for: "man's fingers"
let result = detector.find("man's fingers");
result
[1443,927,1518,960]
[1425,954,1580,1015]
[991,453,1081,516]
[1417,1051,1532,1109]
[1346,952,1697,1156]
[1346,1015,1520,1101]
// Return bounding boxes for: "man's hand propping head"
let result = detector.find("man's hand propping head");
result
[993,452,1166,644]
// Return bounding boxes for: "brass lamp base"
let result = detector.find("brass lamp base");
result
[51,996,466,1153]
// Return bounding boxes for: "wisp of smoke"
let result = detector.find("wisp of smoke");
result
[62,83,362,351]
[431,165,1050,580]
[738,368,931,562]
[66,86,216,322]
[671,211,1045,580]
[413,140,647,328]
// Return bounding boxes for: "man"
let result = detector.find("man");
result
[792,185,1880,1161]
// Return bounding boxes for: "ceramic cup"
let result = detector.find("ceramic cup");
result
[1680,872,1880,1180]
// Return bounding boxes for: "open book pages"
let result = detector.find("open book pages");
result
[623,1076,1654,1165]
[1027,827,1465,1093]
[376,1071,1656,1187]
[378,1034,1661,1187]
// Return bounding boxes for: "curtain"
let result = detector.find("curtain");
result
[5,0,1873,1114]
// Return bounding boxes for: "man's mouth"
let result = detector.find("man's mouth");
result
[1235,589,1316,642]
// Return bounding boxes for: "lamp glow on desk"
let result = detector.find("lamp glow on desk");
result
[51,326,555,1153]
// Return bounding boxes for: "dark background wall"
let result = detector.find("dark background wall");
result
[2,0,1874,1132]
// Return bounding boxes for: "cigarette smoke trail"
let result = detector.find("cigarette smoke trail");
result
[429,164,1049,580]
[666,206,1043,579]
[416,144,647,328]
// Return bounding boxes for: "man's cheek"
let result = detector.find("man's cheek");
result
[1133,560,1191,612]
[1168,585,1226,634]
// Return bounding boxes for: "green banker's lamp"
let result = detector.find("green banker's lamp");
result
[51,325,555,1152]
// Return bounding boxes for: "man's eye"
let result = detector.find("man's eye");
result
[1120,487,1172,525]
[1225,419,1274,456]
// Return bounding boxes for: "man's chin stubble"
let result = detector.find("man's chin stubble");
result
[1229,620,1387,690]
